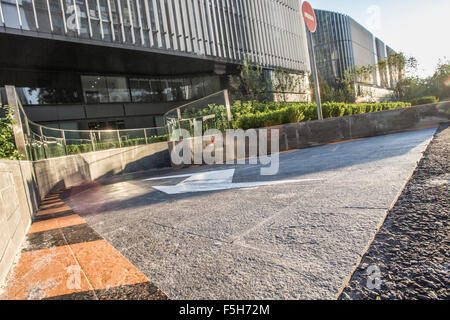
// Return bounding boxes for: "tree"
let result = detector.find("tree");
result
[0,105,21,160]
[429,58,450,100]
[312,74,355,103]
[272,68,302,103]
[394,57,449,102]
[236,56,268,102]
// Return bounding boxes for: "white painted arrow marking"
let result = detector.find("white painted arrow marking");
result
[144,169,322,195]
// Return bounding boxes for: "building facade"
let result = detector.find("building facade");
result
[312,9,396,93]
[0,0,310,130]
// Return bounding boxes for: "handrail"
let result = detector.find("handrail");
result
[163,89,229,119]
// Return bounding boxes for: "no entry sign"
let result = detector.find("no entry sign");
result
[302,1,317,33]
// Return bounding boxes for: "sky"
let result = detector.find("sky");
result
[310,0,450,78]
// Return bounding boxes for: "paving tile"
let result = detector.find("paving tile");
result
[24,224,102,251]
[36,205,73,217]
[69,240,149,291]
[45,282,169,300]
[61,224,103,246]
[24,229,66,252]
[44,290,97,300]
[1,246,92,300]
[39,198,63,205]
[33,210,77,223]
[2,189,169,300]
[39,201,67,210]
[28,215,86,234]
[95,282,169,300]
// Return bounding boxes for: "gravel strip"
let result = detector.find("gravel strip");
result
[339,124,449,300]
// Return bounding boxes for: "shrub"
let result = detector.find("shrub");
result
[409,96,439,106]
[235,104,307,130]
[0,105,21,160]
[67,144,81,155]
[232,101,411,130]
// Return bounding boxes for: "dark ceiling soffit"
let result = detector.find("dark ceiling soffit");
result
[0,29,240,76]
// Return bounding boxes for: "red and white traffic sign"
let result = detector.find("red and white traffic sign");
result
[302,1,317,33]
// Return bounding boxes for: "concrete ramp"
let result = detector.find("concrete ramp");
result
[63,128,437,299]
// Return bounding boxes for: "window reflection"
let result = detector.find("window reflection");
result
[81,75,130,103]
[98,0,112,41]
[87,0,102,40]
[48,1,65,35]
[17,87,81,105]
[81,74,220,104]
[130,78,161,103]
[19,0,38,31]
[81,76,109,103]
[106,76,130,102]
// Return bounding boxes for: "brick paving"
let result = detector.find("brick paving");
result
[0,190,168,300]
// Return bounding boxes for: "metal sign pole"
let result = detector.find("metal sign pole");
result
[306,29,323,120]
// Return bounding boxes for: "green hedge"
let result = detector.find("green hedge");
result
[233,102,411,130]
[409,96,438,106]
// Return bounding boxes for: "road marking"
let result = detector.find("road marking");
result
[144,169,323,195]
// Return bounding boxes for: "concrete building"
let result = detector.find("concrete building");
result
[312,9,398,100]
[0,0,311,130]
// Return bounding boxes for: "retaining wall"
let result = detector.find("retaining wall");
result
[169,102,450,165]
[276,102,449,151]
[0,160,36,286]
[33,142,170,201]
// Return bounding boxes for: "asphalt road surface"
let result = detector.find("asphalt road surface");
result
[65,128,437,299]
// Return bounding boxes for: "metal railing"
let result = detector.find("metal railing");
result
[3,86,168,161]
[164,90,232,140]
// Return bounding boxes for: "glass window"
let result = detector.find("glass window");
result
[98,0,112,41]
[81,76,109,103]
[179,79,192,101]
[48,0,65,35]
[109,0,122,42]
[117,0,134,44]
[17,87,81,105]
[161,80,175,102]
[87,0,102,40]
[107,76,130,102]
[149,80,162,102]
[139,0,150,47]
[203,76,220,95]
[170,79,183,101]
[60,0,80,37]
[128,0,141,45]
[130,78,154,102]
[2,0,21,29]
[81,75,130,103]
[191,77,205,99]
[19,1,38,31]
[76,0,90,38]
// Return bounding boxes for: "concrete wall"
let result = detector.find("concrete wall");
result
[0,160,37,286]
[33,142,170,201]
[275,102,449,151]
[169,102,450,166]
[0,141,169,286]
